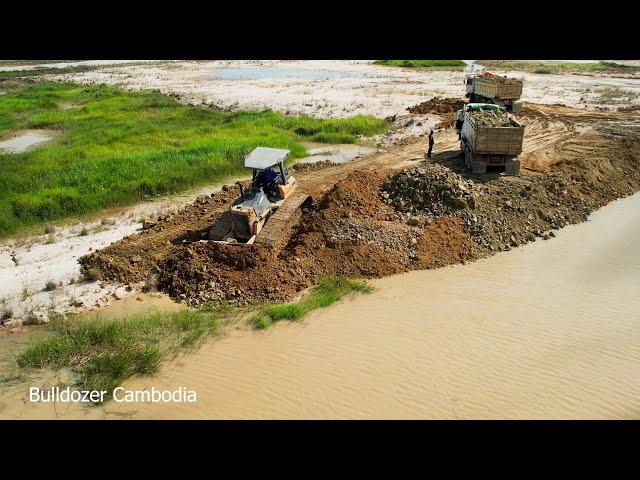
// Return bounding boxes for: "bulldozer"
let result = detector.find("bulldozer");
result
[207,147,309,248]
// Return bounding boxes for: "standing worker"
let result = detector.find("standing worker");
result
[426,129,435,158]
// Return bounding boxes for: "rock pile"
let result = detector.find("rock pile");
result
[468,109,518,127]
[380,161,603,253]
[329,218,419,254]
[382,164,476,216]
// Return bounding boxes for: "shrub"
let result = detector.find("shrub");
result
[251,276,374,329]
[83,268,102,282]
[1,306,14,320]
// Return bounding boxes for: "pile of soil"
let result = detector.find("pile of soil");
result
[79,188,241,285]
[407,97,466,115]
[382,164,476,216]
[158,170,477,306]
[407,97,466,130]
[467,109,519,127]
[290,160,334,173]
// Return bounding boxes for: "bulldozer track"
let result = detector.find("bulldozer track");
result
[254,192,311,253]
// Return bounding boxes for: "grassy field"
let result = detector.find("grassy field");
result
[476,60,640,75]
[0,66,97,79]
[14,310,220,400]
[0,82,390,237]
[251,276,374,329]
[374,60,466,69]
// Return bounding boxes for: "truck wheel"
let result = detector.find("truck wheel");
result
[470,161,487,175]
[504,159,521,176]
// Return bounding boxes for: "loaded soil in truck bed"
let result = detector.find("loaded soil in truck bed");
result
[467,109,520,127]
[80,102,640,307]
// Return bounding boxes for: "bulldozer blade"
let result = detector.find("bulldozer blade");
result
[208,210,233,241]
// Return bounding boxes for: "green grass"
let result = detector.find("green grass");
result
[10,277,374,402]
[475,60,640,75]
[0,82,390,237]
[251,276,374,329]
[374,60,466,69]
[15,310,220,400]
[0,66,97,79]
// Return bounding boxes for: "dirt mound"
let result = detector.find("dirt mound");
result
[284,171,476,279]
[407,97,466,130]
[156,170,477,306]
[290,160,334,173]
[407,97,466,115]
[159,242,307,306]
[79,188,240,285]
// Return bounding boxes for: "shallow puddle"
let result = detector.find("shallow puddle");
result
[299,144,376,164]
[0,132,54,153]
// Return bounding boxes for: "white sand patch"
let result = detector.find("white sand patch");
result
[48,60,640,118]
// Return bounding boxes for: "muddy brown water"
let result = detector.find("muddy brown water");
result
[109,192,640,419]
[2,192,639,419]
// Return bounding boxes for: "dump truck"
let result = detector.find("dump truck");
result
[454,103,524,175]
[204,147,310,251]
[465,72,523,112]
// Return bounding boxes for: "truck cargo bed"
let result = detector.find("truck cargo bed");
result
[474,75,523,100]
[462,113,524,156]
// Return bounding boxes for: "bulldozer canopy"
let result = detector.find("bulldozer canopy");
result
[244,147,290,170]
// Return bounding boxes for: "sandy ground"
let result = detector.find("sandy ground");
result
[0,179,238,326]
[48,60,640,118]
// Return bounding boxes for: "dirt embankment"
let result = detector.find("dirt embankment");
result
[79,103,640,308]
[160,170,476,306]
[407,97,465,129]
[82,169,476,307]
[78,187,240,286]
